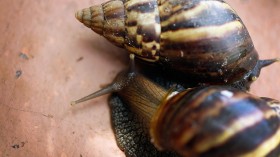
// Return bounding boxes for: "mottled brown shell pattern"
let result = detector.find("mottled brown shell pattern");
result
[150,86,280,157]
[76,0,261,84]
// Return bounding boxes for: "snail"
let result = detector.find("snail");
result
[71,56,280,157]
[75,0,279,88]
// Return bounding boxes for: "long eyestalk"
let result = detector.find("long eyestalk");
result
[71,84,121,106]
[249,58,279,82]
[259,58,280,68]
[71,54,136,106]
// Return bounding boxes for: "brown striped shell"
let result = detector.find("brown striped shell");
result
[72,70,280,157]
[75,0,278,86]
[150,86,280,157]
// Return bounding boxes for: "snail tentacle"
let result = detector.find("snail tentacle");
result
[71,55,137,105]
[249,58,280,81]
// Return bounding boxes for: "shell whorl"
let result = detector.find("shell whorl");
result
[76,0,126,47]
[157,0,258,84]
[150,86,280,157]
[124,0,161,61]
[76,0,161,61]
[76,0,268,85]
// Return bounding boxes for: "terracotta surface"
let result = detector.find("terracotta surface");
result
[0,0,279,156]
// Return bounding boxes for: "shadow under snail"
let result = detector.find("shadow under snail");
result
[75,0,279,89]
[71,56,280,157]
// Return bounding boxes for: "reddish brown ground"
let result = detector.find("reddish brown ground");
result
[0,0,279,156]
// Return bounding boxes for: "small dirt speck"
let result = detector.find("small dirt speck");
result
[76,57,84,62]
[19,52,29,60]
[11,141,27,149]
[15,70,22,79]
[11,144,20,149]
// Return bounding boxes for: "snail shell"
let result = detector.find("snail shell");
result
[150,86,280,157]
[75,0,278,86]
[72,68,280,157]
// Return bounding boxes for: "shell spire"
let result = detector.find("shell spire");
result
[75,0,126,47]
[75,5,104,35]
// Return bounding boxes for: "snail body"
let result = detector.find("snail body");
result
[75,0,278,87]
[72,65,280,157]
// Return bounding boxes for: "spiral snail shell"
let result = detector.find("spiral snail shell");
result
[75,0,278,86]
[71,63,280,157]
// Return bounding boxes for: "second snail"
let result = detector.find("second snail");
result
[72,0,280,156]
[72,56,280,157]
